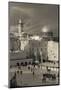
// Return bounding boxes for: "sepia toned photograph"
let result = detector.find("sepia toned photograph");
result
[8,2,59,88]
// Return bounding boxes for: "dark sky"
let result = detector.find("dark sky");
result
[9,2,59,37]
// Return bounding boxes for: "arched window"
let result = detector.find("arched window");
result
[21,62,23,65]
[16,62,19,66]
[25,62,27,66]
[29,62,31,65]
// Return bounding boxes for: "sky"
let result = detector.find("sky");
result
[9,2,59,37]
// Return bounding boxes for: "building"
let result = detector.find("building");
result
[47,40,58,62]
[10,18,58,66]
[9,33,20,51]
[10,51,33,67]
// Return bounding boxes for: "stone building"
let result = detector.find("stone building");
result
[10,18,58,65]
[47,40,58,62]
[9,33,20,51]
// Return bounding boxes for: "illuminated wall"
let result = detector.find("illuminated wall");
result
[47,41,58,61]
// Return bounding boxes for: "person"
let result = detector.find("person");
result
[17,70,19,74]
[34,64,35,68]
[20,70,22,75]
[10,72,17,88]
[52,74,56,80]
[42,74,46,83]
[33,71,34,76]
[28,66,30,70]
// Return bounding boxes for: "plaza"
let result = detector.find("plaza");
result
[9,62,59,87]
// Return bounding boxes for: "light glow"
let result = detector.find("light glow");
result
[30,35,42,40]
[42,26,49,32]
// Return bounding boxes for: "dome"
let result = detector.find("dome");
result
[41,26,53,38]
[42,26,49,33]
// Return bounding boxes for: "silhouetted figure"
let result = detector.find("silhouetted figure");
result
[10,72,17,88]
[28,66,30,70]
[33,71,34,76]
[52,74,56,80]
[34,65,35,68]
[42,74,46,83]
[20,70,22,75]
[17,70,19,74]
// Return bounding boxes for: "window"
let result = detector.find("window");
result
[29,62,31,65]
[25,62,27,66]
[21,62,23,65]
[17,62,19,66]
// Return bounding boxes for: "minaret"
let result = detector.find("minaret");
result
[18,18,23,38]
[18,18,24,50]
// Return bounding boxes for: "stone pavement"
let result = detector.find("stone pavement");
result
[9,64,59,87]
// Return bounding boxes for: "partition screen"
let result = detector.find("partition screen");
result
[8,2,59,88]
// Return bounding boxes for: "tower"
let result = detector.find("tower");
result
[18,18,29,51]
[17,18,23,50]
[18,18,23,37]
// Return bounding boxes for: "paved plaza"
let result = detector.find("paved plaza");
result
[9,63,59,87]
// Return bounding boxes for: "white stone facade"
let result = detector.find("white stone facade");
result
[47,41,58,61]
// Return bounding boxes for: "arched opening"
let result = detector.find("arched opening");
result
[16,62,19,66]
[21,62,23,66]
[29,62,31,65]
[25,62,27,66]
